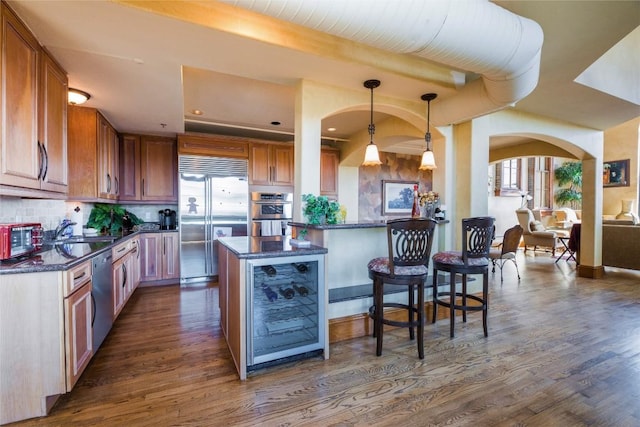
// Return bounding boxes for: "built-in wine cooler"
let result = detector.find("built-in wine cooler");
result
[246,254,326,368]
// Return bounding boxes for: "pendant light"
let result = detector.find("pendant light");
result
[419,93,438,170]
[362,79,382,166]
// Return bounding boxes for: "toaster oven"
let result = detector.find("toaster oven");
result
[0,223,43,260]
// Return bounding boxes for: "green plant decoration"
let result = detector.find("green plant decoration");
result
[302,194,341,225]
[554,161,582,209]
[87,203,143,235]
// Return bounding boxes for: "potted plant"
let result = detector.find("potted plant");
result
[301,194,341,224]
[554,161,582,209]
[87,203,143,235]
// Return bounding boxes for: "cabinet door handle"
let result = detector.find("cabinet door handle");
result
[107,173,112,193]
[122,263,127,288]
[142,179,145,196]
[36,142,44,180]
[91,292,96,326]
[115,177,119,195]
[41,143,49,181]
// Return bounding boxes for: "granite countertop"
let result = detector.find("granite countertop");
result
[218,236,328,259]
[0,228,178,275]
[288,219,449,230]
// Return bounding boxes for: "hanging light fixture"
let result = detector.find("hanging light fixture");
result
[419,93,438,170]
[362,79,382,166]
[68,88,91,105]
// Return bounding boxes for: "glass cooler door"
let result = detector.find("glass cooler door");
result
[246,254,325,367]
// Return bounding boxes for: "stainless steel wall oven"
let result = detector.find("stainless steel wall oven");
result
[250,192,293,237]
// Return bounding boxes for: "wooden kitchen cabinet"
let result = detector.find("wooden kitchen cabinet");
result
[139,232,180,284]
[120,134,177,203]
[63,279,93,391]
[0,3,68,197]
[98,116,119,200]
[67,106,120,201]
[320,148,339,198]
[178,133,249,159]
[112,237,139,318]
[140,135,177,201]
[249,142,294,187]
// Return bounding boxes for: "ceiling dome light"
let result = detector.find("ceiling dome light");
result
[362,79,382,166]
[68,88,91,105]
[419,93,438,170]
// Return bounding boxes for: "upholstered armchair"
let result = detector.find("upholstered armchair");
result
[515,209,563,255]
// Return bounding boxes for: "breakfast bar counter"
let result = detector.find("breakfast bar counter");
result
[289,220,449,322]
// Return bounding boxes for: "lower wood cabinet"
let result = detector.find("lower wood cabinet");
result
[63,279,93,391]
[111,237,140,318]
[140,232,180,283]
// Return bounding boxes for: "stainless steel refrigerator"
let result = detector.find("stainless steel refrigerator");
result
[179,155,249,283]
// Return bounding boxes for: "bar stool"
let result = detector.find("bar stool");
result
[367,218,437,359]
[432,216,495,338]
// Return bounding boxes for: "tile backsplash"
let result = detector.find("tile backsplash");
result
[0,196,176,233]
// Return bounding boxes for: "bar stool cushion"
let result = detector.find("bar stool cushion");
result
[367,257,429,276]
[432,251,489,267]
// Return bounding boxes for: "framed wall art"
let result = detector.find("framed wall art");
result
[603,159,630,187]
[382,179,418,215]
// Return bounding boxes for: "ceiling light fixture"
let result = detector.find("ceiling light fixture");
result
[362,79,382,166]
[68,88,91,105]
[419,93,438,170]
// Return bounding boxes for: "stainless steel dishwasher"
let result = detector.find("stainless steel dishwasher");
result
[92,251,114,349]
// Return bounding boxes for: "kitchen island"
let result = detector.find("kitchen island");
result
[217,236,328,380]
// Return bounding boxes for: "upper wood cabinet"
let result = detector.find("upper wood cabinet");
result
[0,3,68,196]
[320,148,339,198]
[249,142,294,187]
[178,134,248,158]
[67,106,119,201]
[97,114,119,200]
[39,50,68,193]
[120,134,177,203]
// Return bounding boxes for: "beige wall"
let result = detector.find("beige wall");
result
[602,117,640,216]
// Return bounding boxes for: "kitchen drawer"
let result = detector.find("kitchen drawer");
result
[64,260,91,297]
[112,239,133,261]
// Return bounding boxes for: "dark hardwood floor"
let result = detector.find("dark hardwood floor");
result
[9,254,640,426]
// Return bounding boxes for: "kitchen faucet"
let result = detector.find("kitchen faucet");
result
[54,220,76,240]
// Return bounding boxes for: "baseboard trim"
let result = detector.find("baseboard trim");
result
[577,264,605,279]
[328,301,463,343]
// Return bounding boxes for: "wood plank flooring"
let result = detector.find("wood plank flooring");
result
[8,254,640,426]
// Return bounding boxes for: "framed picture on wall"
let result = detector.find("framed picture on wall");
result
[382,180,418,215]
[603,159,630,187]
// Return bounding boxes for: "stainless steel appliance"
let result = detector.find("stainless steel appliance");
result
[179,155,249,282]
[92,250,114,349]
[246,254,326,369]
[0,223,43,260]
[250,192,293,237]
[158,209,177,230]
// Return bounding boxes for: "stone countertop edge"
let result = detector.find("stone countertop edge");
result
[0,229,178,275]
[218,236,328,259]
[288,219,449,230]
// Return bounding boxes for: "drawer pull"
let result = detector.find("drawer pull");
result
[74,271,87,281]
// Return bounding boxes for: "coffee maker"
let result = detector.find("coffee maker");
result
[158,209,177,230]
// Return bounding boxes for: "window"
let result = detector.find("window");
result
[502,159,520,190]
